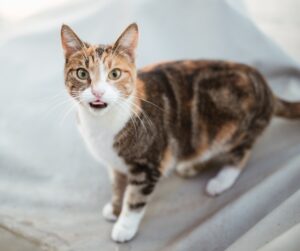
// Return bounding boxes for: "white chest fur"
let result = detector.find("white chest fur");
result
[77,103,131,173]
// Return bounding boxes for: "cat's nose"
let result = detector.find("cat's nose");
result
[91,88,104,98]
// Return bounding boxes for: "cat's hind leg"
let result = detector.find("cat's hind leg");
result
[175,149,215,178]
[206,147,251,196]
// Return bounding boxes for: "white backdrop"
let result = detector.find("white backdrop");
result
[1,0,300,250]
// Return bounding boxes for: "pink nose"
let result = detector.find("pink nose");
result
[91,88,104,98]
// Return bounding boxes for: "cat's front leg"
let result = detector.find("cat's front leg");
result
[111,164,160,242]
[102,169,127,222]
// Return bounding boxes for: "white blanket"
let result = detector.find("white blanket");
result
[1,0,300,250]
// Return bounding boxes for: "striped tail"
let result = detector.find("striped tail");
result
[274,97,300,119]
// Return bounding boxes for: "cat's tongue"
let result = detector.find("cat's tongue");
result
[91,100,105,105]
[89,100,107,109]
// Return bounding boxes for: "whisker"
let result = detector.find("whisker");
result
[40,94,80,121]
[132,92,164,112]
[115,101,138,137]
[119,96,151,133]
[120,99,145,130]
[59,100,78,126]
[118,97,147,132]
[32,91,67,105]
[42,98,73,116]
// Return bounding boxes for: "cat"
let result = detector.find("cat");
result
[60,23,300,242]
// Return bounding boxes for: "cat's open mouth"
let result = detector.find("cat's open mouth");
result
[89,100,107,109]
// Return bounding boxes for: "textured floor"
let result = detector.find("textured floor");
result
[0,1,298,250]
[0,227,40,251]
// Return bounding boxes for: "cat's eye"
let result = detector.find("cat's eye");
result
[108,68,122,80]
[76,68,89,80]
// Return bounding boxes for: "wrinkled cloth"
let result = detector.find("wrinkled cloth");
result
[1,0,300,250]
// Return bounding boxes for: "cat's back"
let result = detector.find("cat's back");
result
[138,59,273,115]
[138,59,262,87]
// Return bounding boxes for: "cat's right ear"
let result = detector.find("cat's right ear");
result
[61,24,83,58]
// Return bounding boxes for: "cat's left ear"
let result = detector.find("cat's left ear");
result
[113,23,139,60]
[61,24,84,58]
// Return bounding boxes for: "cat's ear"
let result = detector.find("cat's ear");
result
[61,24,83,58]
[113,23,139,60]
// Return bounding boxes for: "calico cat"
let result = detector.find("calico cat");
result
[61,23,300,242]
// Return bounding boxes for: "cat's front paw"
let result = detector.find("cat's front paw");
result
[111,221,137,243]
[102,202,118,222]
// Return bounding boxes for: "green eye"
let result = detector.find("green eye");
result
[108,68,122,80]
[76,68,89,80]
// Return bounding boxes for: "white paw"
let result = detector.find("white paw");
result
[206,167,240,196]
[206,178,227,196]
[111,221,137,243]
[176,164,198,178]
[102,203,117,222]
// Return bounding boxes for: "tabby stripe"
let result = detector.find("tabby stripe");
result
[141,184,155,195]
[85,58,89,68]
[129,180,147,185]
[129,202,146,210]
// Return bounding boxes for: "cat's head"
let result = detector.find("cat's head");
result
[61,23,138,115]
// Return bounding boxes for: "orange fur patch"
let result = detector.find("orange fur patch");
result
[159,146,174,174]
[215,122,237,144]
